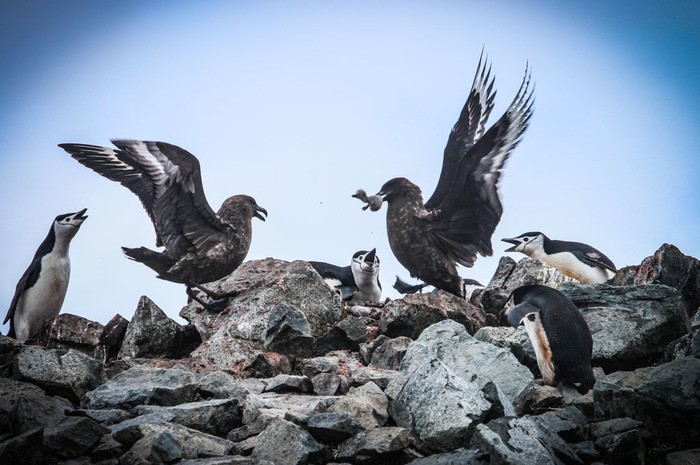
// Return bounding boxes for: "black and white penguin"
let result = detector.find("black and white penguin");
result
[3,208,88,342]
[502,232,616,284]
[504,284,595,394]
[310,249,382,303]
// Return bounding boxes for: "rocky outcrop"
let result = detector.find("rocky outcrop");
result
[1,245,698,464]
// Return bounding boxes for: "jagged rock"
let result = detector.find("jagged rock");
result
[406,448,490,465]
[359,335,389,365]
[529,406,589,443]
[335,427,410,464]
[400,320,533,406]
[390,359,496,453]
[327,381,388,428]
[315,317,368,353]
[0,378,47,433]
[197,371,254,400]
[296,356,341,378]
[119,296,201,359]
[7,391,69,435]
[119,430,183,464]
[593,356,700,451]
[112,421,234,459]
[311,372,341,395]
[514,382,564,414]
[665,448,700,465]
[81,365,199,409]
[30,313,105,358]
[12,345,106,403]
[585,418,644,465]
[179,457,256,464]
[380,290,487,339]
[242,393,338,431]
[251,418,329,465]
[265,301,315,358]
[306,412,366,443]
[611,243,700,317]
[473,326,537,372]
[91,434,127,461]
[43,415,109,458]
[350,366,397,390]
[473,256,576,320]
[561,283,690,371]
[664,327,700,361]
[182,259,342,370]
[369,336,412,370]
[99,314,129,361]
[471,416,582,465]
[244,352,293,378]
[132,397,243,436]
[73,407,132,425]
[0,427,44,464]
[263,374,313,393]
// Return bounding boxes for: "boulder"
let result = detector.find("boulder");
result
[311,372,342,395]
[251,418,329,465]
[244,352,293,378]
[584,418,644,465]
[43,415,109,459]
[314,317,368,353]
[0,378,49,433]
[369,336,412,370]
[306,412,366,443]
[7,392,69,435]
[0,427,45,464]
[98,313,129,361]
[242,392,338,430]
[327,381,388,429]
[473,326,537,373]
[380,290,487,339]
[263,375,313,394]
[29,313,104,358]
[132,397,243,436]
[119,430,183,464]
[265,301,315,358]
[405,448,489,465]
[12,345,106,403]
[664,327,700,362]
[561,283,690,371]
[335,427,410,464]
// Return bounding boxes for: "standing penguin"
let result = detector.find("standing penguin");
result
[3,208,88,342]
[310,249,382,303]
[504,284,595,394]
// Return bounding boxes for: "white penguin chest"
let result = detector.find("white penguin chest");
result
[18,254,71,319]
[351,271,381,303]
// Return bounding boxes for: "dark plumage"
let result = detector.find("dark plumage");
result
[59,140,266,307]
[505,285,595,394]
[360,52,534,297]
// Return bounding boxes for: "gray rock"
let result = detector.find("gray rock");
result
[242,392,338,430]
[400,319,533,406]
[91,434,127,461]
[306,412,366,443]
[0,427,44,464]
[119,430,183,464]
[81,365,199,409]
[380,290,487,339]
[43,415,109,458]
[296,356,341,378]
[664,327,700,361]
[12,345,106,402]
[311,372,341,395]
[328,381,388,429]
[514,382,563,414]
[0,378,47,434]
[359,335,389,365]
[561,283,690,371]
[529,406,589,443]
[406,448,489,465]
[390,359,495,453]
[264,374,313,393]
[30,313,105,358]
[350,366,397,390]
[132,397,243,436]
[335,427,410,464]
[265,301,315,358]
[665,448,700,465]
[251,418,329,465]
[74,408,133,425]
[99,313,129,361]
[178,457,256,465]
[9,392,69,434]
[585,418,644,465]
[119,296,201,359]
[315,317,368,353]
[369,336,412,370]
[197,371,252,400]
[473,326,537,372]
[593,357,700,451]
[245,352,293,378]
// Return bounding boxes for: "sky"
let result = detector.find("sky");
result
[1,0,698,330]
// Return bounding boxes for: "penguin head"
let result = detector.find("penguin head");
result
[351,248,380,276]
[54,208,88,239]
[502,284,545,327]
[502,231,546,256]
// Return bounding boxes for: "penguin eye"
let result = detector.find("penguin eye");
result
[527,314,536,322]
[523,238,529,242]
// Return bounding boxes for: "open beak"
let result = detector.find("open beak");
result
[502,237,520,252]
[255,206,268,221]
[364,248,377,265]
[74,208,88,221]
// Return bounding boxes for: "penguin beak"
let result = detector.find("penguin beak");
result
[364,248,377,265]
[254,206,267,221]
[502,237,520,252]
[74,208,88,220]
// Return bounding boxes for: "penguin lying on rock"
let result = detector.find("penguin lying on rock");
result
[504,284,596,394]
[4,208,88,342]
[310,249,382,303]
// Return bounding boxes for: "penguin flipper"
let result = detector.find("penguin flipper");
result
[572,249,617,273]
[4,257,42,337]
[506,301,540,328]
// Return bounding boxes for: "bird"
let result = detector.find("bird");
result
[393,276,484,299]
[4,208,88,342]
[504,284,596,394]
[502,232,616,284]
[354,51,534,297]
[309,249,382,303]
[59,140,267,308]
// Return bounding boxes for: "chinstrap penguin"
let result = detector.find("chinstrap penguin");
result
[4,208,88,342]
[502,232,616,284]
[355,51,534,297]
[504,284,596,394]
[59,140,267,308]
[310,249,382,303]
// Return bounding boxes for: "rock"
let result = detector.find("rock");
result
[350,366,397,390]
[43,415,109,458]
[119,430,183,464]
[81,365,199,409]
[99,314,129,361]
[132,397,243,436]
[471,416,582,465]
[529,406,589,443]
[30,313,105,358]
[8,391,69,434]
[251,418,329,465]
[263,375,313,393]
[610,243,700,317]
[369,336,412,370]
[91,434,127,461]
[561,283,690,371]
[664,327,700,361]
[0,427,44,464]
[244,352,293,378]
[315,317,368,353]
[311,372,341,395]
[242,392,338,431]
[119,296,201,359]
[390,359,496,453]
[179,458,256,465]
[405,448,489,465]
[593,357,700,451]
[380,290,487,339]
[335,427,410,464]
[328,381,388,429]
[585,418,644,465]
[197,371,253,400]
[296,356,341,378]
[306,412,366,443]
[400,320,533,406]
[514,382,564,414]
[12,345,106,403]
[265,301,315,358]
[359,335,389,365]
[473,326,537,373]
[0,378,48,433]
[665,448,700,465]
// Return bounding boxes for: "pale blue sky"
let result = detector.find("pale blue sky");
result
[1,1,698,328]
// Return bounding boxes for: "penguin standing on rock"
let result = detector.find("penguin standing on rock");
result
[4,208,88,342]
[502,232,616,284]
[310,249,382,303]
[504,284,596,394]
